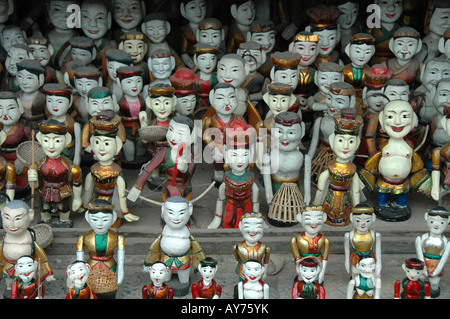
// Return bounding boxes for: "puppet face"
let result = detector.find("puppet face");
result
[326,93,352,116]
[380,101,415,139]
[429,8,450,36]
[48,1,72,30]
[391,37,420,61]
[377,0,403,23]
[113,0,144,30]
[211,87,238,115]
[425,213,450,236]
[298,264,320,284]
[249,31,276,53]
[71,47,94,65]
[239,49,264,72]
[0,0,12,24]
[225,147,250,174]
[299,210,325,236]
[233,0,256,26]
[175,95,196,116]
[1,205,32,236]
[316,71,343,95]
[28,44,52,67]
[87,96,116,117]
[272,121,303,152]
[314,29,339,57]
[120,75,143,97]
[150,56,174,79]
[92,136,119,162]
[148,96,175,121]
[166,120,192,150]
[383,85,409,102]
[143,19,168,44]
[0,98,21,126]
[74,77,101,97]
[107,61,129,81]
[86,211,116,235]
[239,216,265,244]
[16,256,36,283]
[403,265,423,281]
[348,43,375,68]
[356,257,376,276]
[197,29,223,48]
[217,57,247,88]
[272,68,299,90]
[149,262,169,285]
[121,39,147,64]
[331,133,359,162]
[40,132,68,158]
[291,41,319,67]
[337,2,358,30]
[68,262,90,287]
[161,200,192,230]
[351,213,375,233]
[5,47,30,76]
[433,82,450,115]
[81,2,111,40]
[421,60,450,92]
[244,260,264,282]
[266,94,294,116]
[16,69,42,93]
[182,0,207,24]
[1,27,25,51]
[195,53,217,74]
[198,264,217,282]
[366,89,388,113]
[46,95,71,117]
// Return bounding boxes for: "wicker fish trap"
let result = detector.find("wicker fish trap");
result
[30,224,54,249]
[87,268,118,293]
[268,182,305,223]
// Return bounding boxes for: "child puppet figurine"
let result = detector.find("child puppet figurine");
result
[346,256,381,299]
[43,83,81,166]
[77,199,125,299]
[83,110,139,224]
[10,255,41,299]
[27,120,83,228]
[415,206,450,298]
[232,212,271,283]
[263,111,310,227]
[394,258,431,299]
[144,196,206,297]
[0,200,55,299]
[290,206,330,285]
[291,257,326,299]
[179,0,208,69]
[360,100,430,222]
[128,115,196,202]
[344,204,382,279]
[142,261,174,299]
[65,260,97,299]
[170,67,199,119]
[116,65,147,164]
[313,108,363,227]
[208,120,259,229]
[237,260,269,299]
[191,257,222,299]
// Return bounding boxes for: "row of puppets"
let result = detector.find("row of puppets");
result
[0,0,448,300]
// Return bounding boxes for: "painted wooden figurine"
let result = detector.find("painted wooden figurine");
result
[68,36,97,68]
[360,100,430,222]
[28,120,83,228]
[233,212,271,283]
[3,44,34,93]
[387,27,422,89]
[344,204,382,279]
[170,67,199,119]
[65,260,97,299]
[118,31,150,86]
[313,108,363,227]
[0,200,54,298]
[346,255,381,299]
[237,259,269,299]
[144,196,206,297]
[83,110,140,224]
[193,43,219,111]
[10,255,41,299]
[77,199,125,299]
[104,48,134,102]
[116,65,147,164]
[246,20,276,80]
[415,206,450,298]
[394,258,431,299]
[227,0,256,53]
[179,0,208,68]
[422,0,450,63]
[291,256,326,299]
[146,49,176,92]
[439,29,450,62]
[142,261,174,299]
[196,17,226,55]
[263,111,310,227]
[290,206,329,284]
[191,257,222,299]
[208,120,258,229]
[25,35,60,84]
[111,0,145,41]
[43,83,81,166]
[336,1,360,63]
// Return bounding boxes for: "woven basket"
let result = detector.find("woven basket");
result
[268,182,305,223]
[87,268,118,293]
[138,125,168,142]
[16,141,45,166]
[30,224,54,249]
